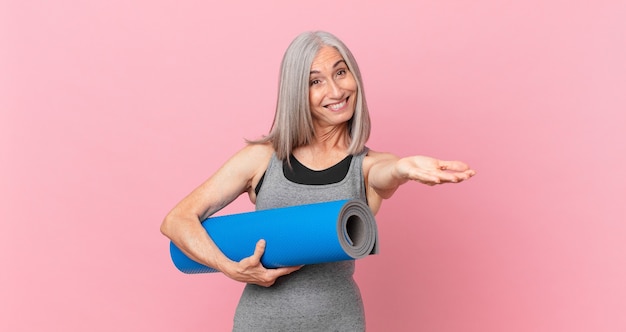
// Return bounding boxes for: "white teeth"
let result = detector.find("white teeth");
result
[328,100,346,110]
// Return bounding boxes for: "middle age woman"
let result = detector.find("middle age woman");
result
[161,30,476,331]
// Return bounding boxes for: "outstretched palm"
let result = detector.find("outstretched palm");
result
[395,155,475,186]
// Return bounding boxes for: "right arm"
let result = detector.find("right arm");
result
[160,143,301,287]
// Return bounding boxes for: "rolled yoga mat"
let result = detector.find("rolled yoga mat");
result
[170,199,378,274]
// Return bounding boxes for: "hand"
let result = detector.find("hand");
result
[220,239,302,287]
[395,155,476,186]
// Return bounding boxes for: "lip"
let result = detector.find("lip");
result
[324,96,350,111]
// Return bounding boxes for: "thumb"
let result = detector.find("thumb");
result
[250,239,266,265]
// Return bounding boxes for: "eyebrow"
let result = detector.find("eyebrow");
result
[310,59,347,74]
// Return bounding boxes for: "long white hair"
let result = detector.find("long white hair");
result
[251,31,371,160]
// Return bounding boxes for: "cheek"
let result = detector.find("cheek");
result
[309,89,321,106]
[345,76,358,92]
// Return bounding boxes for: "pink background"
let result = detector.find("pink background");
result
[2,1,625,331]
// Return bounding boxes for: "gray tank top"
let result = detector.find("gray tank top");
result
[232,149,369,331]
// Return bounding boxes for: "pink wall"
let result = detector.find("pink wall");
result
[2,1,625,331]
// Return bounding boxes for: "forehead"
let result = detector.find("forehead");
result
[310,46,344,71]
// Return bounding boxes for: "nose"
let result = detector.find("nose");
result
[327,80,344,99]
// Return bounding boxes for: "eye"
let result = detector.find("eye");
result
[310,79,321,86]
[337,69,346,76]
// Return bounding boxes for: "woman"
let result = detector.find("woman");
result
[161,31,475,331]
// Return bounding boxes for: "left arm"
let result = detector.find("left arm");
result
[364,151,476,214]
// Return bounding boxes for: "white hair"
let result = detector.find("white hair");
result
[250,31,371,160]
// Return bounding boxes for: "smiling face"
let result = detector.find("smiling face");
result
[308,46,358,129]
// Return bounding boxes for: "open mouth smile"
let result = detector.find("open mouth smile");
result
[324,97,349,111]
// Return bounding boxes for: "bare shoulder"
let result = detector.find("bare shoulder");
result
[246,142,274,174]
[236,141,274,160]
[169,142,274,221]
[363,149,399,172]
[225,142,274,177]
[227,142,274,199]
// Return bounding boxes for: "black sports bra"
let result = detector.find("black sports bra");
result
[254,154,353,195]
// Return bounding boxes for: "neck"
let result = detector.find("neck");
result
[311,124,349,152]
[292,124,350,168]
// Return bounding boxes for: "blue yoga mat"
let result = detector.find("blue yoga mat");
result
[170,199,378,274]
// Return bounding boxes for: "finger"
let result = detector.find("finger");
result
[282,265,304,274]
[424,169,467,184]
[255,266,303,288]
[249,239,266,266]
[407,168,441,184]
[269,265,303,278]
[439,169,476,183]
[460,169,477,179]
[439,160,471,172]
[436,171,461,183]
[424,169,461,183]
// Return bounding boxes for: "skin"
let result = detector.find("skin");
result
[160,46,476,287]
